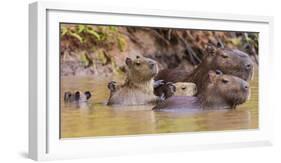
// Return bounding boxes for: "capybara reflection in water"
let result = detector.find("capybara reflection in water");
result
[107,56,171,105]
[153,70,250,110]
[155,45,254,84]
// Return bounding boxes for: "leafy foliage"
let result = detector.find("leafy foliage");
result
[60,24,258,77]
[61,24,127,51]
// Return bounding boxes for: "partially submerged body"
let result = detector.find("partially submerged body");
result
[153,70,250,110]
[153,96,201,111]
[107,56,163,105]
[107,80,160,105]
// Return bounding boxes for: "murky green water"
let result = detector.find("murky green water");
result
[60,71,258,138]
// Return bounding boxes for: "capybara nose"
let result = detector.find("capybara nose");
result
[245,63,252,70]
[242,82,249,91]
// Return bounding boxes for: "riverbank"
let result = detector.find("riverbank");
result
[60,24,258,77]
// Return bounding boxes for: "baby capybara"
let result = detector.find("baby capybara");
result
[107,56,169,105]
[155,46,254,83]
[153,70,250,110]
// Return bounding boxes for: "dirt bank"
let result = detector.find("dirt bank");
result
[60,24,258,77]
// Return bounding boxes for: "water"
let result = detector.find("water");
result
[60,71,258,138]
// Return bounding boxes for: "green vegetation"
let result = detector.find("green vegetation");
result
[60,24,258,76]
[61,24,127,51]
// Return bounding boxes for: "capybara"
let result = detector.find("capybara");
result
[64,91,92,103]
[107,56,168,105]
[155,46,254,83]
[153,70,250,110]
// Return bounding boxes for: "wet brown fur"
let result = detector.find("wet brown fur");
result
[153,70,250,110]
[107,56,160,105]
[198,70,249,109]
[155,46,254,85]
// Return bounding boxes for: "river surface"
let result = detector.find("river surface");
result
[60,71,258,138]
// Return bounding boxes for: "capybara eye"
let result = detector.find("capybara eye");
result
[215,70,223,75]
[182,87,186,90]
[222,79,229,84]
[245,44,251,50]
[136,55,140,59]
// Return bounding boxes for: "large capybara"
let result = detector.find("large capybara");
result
[107,56,165,105]
[153,70,250,110]
[155,46,254,83]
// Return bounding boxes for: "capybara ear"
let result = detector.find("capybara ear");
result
[74,91,80,101]
[208,70,217,83]
[217,41,224,48]
[206,44,217,56]
[125,57,133,66]
[84,91,92,100]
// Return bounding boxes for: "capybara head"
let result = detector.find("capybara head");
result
[84,91,92,100]
[199,70,250,109]
[126,55,158,82]
[205,45,254,81]
[174,82,197,96]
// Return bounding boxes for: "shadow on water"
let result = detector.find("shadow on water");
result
[60,71,258,138]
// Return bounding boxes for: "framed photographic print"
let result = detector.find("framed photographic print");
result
[29,1,274,161]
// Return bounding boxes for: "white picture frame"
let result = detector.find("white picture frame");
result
[29,1,274,161]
